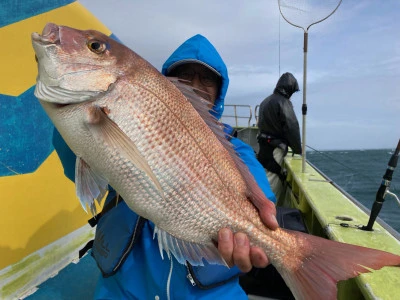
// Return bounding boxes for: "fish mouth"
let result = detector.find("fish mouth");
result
[31,23,60,45]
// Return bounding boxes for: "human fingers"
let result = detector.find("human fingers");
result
[232,232,252,273]
[258,199,279,230]
[217,228,234,267]
[249,246,269,268]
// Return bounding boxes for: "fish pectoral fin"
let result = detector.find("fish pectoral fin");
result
[75,157,108,215]
[154,225,228,267]
[86,105,164,198]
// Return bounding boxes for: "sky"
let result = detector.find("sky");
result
[79,0,399,150]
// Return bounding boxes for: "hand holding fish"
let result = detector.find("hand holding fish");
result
[218,199,278,272]
[218,229,268,272]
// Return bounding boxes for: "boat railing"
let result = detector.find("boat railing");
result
[221,104,254,128]
[221,104,261,152]
[254,104,260,125]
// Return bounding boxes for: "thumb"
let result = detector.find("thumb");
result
[258,199,279,230]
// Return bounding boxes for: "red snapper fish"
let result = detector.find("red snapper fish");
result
[31,23,400,299]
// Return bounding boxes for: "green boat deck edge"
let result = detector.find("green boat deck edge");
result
[284,155,400,300]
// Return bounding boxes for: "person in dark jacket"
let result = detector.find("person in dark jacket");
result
[257,72,301,201]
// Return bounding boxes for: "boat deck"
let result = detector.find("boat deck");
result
[283,154,400,299]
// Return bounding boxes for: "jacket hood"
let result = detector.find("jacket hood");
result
[162,34,229,119]
[274,72,299,99]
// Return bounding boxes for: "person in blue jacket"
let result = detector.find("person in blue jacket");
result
[53,34,277,299]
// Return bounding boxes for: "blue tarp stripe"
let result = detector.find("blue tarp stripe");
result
[0,87,54,176]
[0,0,75,28]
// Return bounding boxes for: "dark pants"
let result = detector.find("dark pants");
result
[258,142,286,181]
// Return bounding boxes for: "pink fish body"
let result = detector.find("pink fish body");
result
[32,23,400,300]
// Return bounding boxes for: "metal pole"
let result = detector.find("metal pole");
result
[302,31,308,172]
[234,105,238,127]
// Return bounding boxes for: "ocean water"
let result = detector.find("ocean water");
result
[307,149,400,232]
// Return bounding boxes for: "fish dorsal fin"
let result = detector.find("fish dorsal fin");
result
[153,225,228,267]
[75,157,108,215]
[168,78,236,157]
[170,78,269,209]
[85,105,165,199]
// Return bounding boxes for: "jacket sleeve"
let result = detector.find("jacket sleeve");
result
[280,101,302,154]
[230,137,277,203]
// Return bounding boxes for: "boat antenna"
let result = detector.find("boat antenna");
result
[361,139,400,231]
[277,0,342,172]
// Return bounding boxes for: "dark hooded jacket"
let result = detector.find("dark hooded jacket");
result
[258,72,301,154]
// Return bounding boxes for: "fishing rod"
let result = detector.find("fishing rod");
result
[361,139,400,231]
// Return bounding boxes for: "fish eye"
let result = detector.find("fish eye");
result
[87,40,107,54]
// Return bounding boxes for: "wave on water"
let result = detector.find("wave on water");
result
[307,148,400,232]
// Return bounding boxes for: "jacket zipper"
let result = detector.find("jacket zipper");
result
[166,257,173,300]
[112,216,144,273]
[186,264,196,286]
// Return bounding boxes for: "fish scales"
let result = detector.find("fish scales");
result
[90,86,244,244]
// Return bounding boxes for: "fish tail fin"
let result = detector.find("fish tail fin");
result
[275,230,400,300]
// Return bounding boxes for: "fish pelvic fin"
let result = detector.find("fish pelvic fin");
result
[153,226,228,267]
[275,230,400,300]
[75,157,108,215]
[86,105,165,199]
